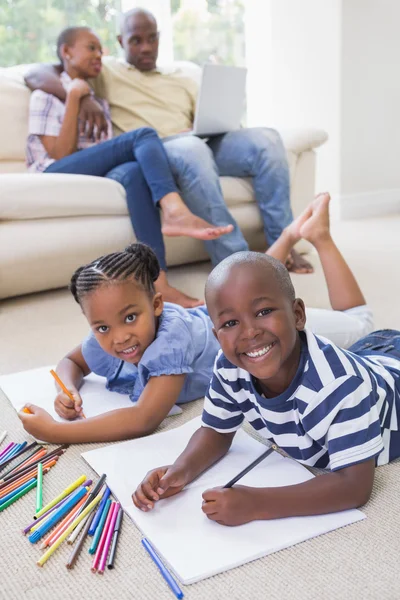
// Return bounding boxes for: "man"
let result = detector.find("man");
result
[25,8,312,274]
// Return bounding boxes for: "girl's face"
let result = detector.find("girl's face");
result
[81,280,163,365]
[62,30,103,80]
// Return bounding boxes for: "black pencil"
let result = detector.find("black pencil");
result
[224,445,276,488]
[77,473,106,515]
[107,507,123,569]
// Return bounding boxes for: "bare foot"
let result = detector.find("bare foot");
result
[299,192,331,244]
[283,204,313,244]
[160,193,234,241]
[155,272,204,308]
[286,248,314,274]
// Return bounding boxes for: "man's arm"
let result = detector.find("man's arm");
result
[25,63,66,100]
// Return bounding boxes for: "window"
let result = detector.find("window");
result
[0,0,121,67]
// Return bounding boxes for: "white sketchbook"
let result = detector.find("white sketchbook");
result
[0,365,182,420]
[82,417,365,585]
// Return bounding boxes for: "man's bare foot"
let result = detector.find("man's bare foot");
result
[160,193,234,241]
[286,248,314,274]
[299,192,331,245]
[155,271,204,308]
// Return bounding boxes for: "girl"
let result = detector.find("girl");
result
[19,243,220,444]
[19,193,374,444]
[26,26,232,308]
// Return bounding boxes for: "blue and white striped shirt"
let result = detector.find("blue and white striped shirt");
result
[202,329,400,471]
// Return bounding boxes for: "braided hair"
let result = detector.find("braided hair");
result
[69,243,160,305]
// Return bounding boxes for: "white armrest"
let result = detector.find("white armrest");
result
[278,128,328,154]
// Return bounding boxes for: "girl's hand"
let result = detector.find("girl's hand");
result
[132,465,188,511]
[202,485,260,526]
[67,78,91,99]
[18,404,60,442]
[54,389,83,420]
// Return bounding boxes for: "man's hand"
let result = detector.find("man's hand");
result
[79,96,108,141]
[132,465,188,511]
[18,404,61,443]
[202,485,261,526]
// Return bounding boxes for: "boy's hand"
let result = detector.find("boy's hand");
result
[202,485,260,526]
[18,404,60,442]
[132,465,188,511]
[54,389,83,420]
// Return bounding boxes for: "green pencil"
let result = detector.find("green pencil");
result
[0,479,37,512]
[35,462,43,513]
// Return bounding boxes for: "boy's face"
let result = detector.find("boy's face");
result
[208,264,306,397]
[81,280,163,365]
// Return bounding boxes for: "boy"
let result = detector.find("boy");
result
[132,200,400,526]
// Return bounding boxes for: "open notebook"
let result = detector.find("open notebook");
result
[0,365,182,419]
[82,417,365,585]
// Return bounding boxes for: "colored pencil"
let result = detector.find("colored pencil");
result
[0,478,37,512]
[67,511,90,544]
[22,407,33,414]
[89,498,112,554]
[50,370,86,418]
[88,486,110,535]
[91,501,116,572]
[0,478,37,506]
[35,462,43,513]
[2,442,27,464]
[107,506,123,569]
[23,484,71,535]
[0,431,7,446]
[0,465,51,500]
[37,492,102,567]
[66,511,96,569]
[0,443,18,464]
[1,446,44,479]
[77,473,106,517]
[0,444,67,484]
[41,495,88,548]
[29,485,88,542]
[0,442,14,460]
[34,474,86,519]
[98,503,120,574]
[1,456,58,493]
[142,538,184,599]
[224,445,276,488]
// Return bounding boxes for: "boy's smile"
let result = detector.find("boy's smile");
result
[207,262,306,397]
[81,280,163,365]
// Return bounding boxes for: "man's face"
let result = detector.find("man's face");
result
[118,14,159,71]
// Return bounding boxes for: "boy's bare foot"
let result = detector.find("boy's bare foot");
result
[286,248,314,274]
[155,271,204,308]
[160,193,234,241]
[283,204,313,245]
[299,192,331,245]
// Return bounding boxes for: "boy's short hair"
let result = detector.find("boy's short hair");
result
[205,251,296,303]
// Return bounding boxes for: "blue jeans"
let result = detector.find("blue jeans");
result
[349,329,400,360]
[163,127,292,265]
[45,128,178,270]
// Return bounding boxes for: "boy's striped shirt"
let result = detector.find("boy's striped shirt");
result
[202,329,400,470]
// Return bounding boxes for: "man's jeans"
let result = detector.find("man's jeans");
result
[164,127,292,266]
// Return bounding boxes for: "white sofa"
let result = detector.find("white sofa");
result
[0,63,328,299]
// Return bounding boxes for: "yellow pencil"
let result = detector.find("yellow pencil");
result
[37,492,102,567]
[34,475,86,520]
[50,370,86,419]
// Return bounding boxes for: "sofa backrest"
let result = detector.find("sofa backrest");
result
[0,61,202,175]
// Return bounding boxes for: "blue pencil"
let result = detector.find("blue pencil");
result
[88,486,110,535]
[142,538,184,599]
[28,485,88,543]
[0,477,37,506]
[0,443,22,465]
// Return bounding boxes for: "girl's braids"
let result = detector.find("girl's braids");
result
[69,243,160,305]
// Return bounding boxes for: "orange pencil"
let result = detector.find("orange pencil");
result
[22,407,32,414]
[16,448,47,472]
[50,370,86,418]
[0,466,51,499]
[41,494,88,548]
[0,458,58,494]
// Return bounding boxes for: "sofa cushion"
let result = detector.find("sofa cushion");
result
[0,69,29,162]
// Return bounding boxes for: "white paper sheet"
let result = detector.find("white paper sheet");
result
[82,417,365,585]
[0,365,182,419]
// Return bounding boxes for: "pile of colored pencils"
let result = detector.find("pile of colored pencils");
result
[0,439,67,512]
[23,473,123,572]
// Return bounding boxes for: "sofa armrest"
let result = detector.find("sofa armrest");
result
[278,128,328,155]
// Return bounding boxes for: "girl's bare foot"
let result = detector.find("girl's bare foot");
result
[299,192,331,245]
[155,271,204,308]
[160,193,234,241]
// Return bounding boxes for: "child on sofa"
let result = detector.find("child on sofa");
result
[25,25,232,309]
[19,194,376,446]
[132,194,400,525]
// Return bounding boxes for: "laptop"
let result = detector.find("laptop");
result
[164,63,247,141]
